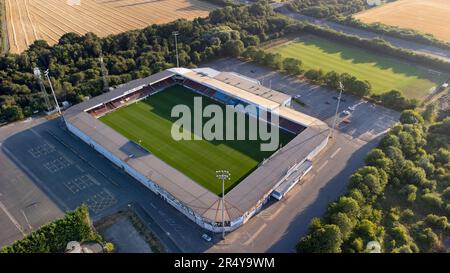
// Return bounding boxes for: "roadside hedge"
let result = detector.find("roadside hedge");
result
[334,16,450,51]
[0,205,101,253]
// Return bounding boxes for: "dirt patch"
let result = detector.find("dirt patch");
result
[95,208,165,253]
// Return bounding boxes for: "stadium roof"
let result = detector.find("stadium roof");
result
[214,72,291,106]
[65,70,175,119]
[64,67,329,223]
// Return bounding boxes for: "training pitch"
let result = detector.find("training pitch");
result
[99,85,296,195]
[268,34,445,99]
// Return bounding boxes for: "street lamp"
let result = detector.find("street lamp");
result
[216,170,230,240]
[330,81,344,139]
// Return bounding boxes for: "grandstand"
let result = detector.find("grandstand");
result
[64,67,329,232]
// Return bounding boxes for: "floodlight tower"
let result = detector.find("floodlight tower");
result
[172,31,180,67]
[99,55,109,92]
[33,67,52,112]
[330,81,344,139]
[216,170,230,240]
[44,69,62,115]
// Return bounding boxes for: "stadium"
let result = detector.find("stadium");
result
[63,67,329,232]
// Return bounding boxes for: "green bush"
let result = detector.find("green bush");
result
[1,205,98,253]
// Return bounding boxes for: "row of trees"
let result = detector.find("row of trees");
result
[240,46,418,111]
[287,0,369,18]
[297,110,450,253]
[0,1,299,123]
[1,205,103,253]
[334,16,450,51]
[303,24,450,72]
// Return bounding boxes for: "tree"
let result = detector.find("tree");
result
[400,110,425,125]
[365,148,392,173]
[304,69,323,82]
[2,105,24,122]
[282,58,303,75]
[223,40,244,57]
[324,71,340,89]
[297,224,343,253]
[400,184,418,203]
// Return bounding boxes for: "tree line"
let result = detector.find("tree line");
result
[297,110,450,253]
[286,0,370,18]
[0,1,297,123]
[334,16,450,51]
[241,45,419,111]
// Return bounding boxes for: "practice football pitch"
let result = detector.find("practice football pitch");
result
[268,34,446,99]
[99,85,296,195]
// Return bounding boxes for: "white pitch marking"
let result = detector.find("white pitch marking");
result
[330,147,342,159]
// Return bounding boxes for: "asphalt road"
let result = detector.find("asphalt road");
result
[278,8,450,63]
[204,58,399,252]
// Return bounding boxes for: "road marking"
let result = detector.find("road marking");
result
[21,209,33,230]
[267,204,285,220]
[316,160,329,173]
[330,147,342,159]
[243,223,267,246]
[0,200,26,236]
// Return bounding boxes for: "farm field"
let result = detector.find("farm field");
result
[268,34,446,99]
[354,0,450,43]
[99,85,296,195]
[4,0,217,54]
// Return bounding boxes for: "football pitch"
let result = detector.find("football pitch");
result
[268,34,446,99]
[99,85,296,195]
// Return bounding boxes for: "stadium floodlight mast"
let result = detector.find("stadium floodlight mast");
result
[216,169,230,240]
[330,81,344,139]
[172,31,180,67]
[33,67,52,112]
[44,69,62,115]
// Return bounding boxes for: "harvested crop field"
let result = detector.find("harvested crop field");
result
[354,0,450,43]
[4,0,217,54]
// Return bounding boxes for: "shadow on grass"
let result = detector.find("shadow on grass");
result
[286,34,443,83]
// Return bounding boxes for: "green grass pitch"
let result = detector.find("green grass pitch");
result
[99,85,296,195]
[268,34,446,99]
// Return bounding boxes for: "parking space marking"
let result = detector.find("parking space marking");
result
[27,143,56,158]
[43,155,73,173]
[85,189,117,214]
[64,174,100,194]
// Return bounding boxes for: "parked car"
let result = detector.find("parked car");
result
[342,110,351,115]
[348,106,356,111]
[325,101,331,104]
[202,234,212,242]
